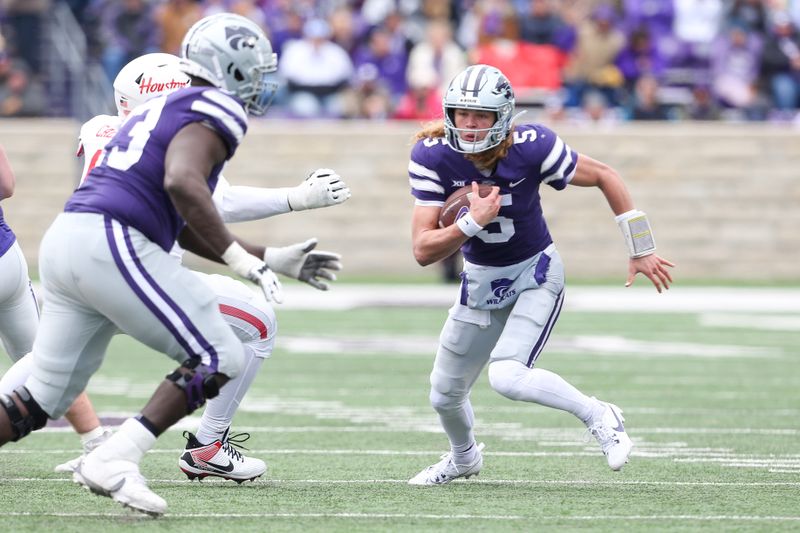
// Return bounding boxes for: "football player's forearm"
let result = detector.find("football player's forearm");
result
[218,185,291,222]
[413,227,468,266]
[597,172,634,216]
[169,177,235,257]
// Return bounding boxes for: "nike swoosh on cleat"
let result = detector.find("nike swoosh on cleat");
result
[203,460,235,473]
[610,408,625,433]
[509,178,527,188]
[107,477,126,493]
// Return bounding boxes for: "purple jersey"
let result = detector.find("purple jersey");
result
[0,204,15,256]
[409,124,577,267]
[65,87,248,252]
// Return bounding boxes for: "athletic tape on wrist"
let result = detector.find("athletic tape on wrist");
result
[455,212,484,238]
[615,209,656,258]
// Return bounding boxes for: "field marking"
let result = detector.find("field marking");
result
[4,447,800,472]
[2,477,800,487]
[45,423,800,437]
[278,334,781,359]
[234,284,800,312]
[700,313,800,331]
[2,511,800,522]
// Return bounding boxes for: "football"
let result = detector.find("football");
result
[438,183,495,228]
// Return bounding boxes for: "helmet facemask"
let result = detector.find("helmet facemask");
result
[444,103,513,153]
[442,65,519,154]
[180,13,279,116]
[235,61,278,116]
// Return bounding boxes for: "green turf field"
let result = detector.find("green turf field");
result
[1,291,799,532]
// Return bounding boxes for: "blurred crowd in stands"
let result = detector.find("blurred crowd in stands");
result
[3,0,800,123]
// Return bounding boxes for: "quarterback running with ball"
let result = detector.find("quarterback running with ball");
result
[407,64,674,485]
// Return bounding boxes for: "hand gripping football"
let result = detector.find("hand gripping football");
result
[438,183,495,228]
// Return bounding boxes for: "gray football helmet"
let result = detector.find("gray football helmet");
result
[443,64,519,153]
[180,13,278,116]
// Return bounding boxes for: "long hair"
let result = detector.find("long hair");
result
[413,120,515,171]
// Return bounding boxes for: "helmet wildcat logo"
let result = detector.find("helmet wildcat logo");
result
[487,278,516,306]
[493,77,513,100]
[225,26,259,50]
[181,13,278,116]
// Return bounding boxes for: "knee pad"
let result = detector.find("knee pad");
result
[488,360,528,400]
[0,386,49,441]
[166,359,223,413]
[429,370,468,413]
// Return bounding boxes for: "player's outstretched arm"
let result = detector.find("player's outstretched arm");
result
[570,154,675,293]
[213,168,351,223]
[166,123,282,302]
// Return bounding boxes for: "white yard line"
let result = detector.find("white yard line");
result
[30,283,798,313]
[2,510,800,522]
[2,477,800,487]
[267,285,800,313]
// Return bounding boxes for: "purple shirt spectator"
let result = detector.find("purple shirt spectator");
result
[616,27,666,86]
[622,0,674,38]
[353,26,408,100]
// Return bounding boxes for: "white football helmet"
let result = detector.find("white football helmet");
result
[443,64,522,153]
[180,13,278,116]
[113,53,191,117]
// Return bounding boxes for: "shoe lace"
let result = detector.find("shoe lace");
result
[586,423,619,453]
[429,442,486,481]
[221,431,253,462]
[428,453,457,482]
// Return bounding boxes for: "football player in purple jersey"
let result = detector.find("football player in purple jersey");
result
[0,145,39,378]
[0,14,341,516]
[407,64,674,485]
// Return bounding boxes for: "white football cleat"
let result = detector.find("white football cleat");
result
[408,442,485,485]
[178,430,266,483]
[77,450,166,516]
[587,400,633,471]
[54,428,113,477]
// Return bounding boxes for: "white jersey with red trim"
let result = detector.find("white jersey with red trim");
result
[75,113,234,261]
[76,114,123,184]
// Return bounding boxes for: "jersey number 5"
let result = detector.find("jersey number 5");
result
[476,195,514,244]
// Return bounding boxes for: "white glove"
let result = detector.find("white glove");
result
[221,242,284,303]
[286,168,351,211]
[264,238,342,291]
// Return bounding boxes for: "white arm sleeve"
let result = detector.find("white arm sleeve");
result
[212,174,293,223]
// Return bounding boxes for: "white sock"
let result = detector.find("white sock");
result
[488,360,602,424]
[80,426,106,448]
[95,418,156,464]
[196,347,263,445]
[431,389,478,463]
